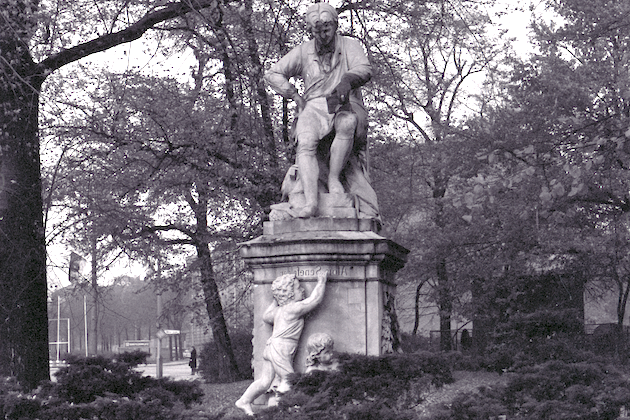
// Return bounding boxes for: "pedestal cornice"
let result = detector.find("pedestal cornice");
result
[239,218,409,281]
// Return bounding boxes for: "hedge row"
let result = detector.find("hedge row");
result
[239,352,454,420]
[0,352,212,420]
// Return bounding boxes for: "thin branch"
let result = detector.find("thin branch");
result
[38,0,220,74]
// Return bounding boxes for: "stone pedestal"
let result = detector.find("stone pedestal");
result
[239,217,408,385]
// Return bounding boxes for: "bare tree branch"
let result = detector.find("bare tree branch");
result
[38,0,220,73]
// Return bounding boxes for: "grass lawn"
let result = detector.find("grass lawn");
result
[197,380,252,418]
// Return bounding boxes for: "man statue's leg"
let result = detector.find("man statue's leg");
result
[296,132,320,218]
[328,111,357,194]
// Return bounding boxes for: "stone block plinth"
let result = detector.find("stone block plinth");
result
[240,218,408,382]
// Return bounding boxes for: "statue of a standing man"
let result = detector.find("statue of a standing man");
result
[265,3,379,219]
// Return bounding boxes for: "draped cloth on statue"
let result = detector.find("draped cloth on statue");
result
[263,314,304,391]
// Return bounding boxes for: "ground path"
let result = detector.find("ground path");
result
[50,359,199,381]
[135,359,199,380]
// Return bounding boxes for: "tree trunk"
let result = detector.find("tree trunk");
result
[238,0,282,211]
[197,243,242,381]
[1,0,222,389]
[412,280,425,336]
[89,239,100,355]
[240,0,277,168]
[190,188,241,381]
[437,258,452,351]
[615,277,630,357]
[433,172,452,352]
[617,279,630,330]
[0,48,49,388]
[471,277,491,355]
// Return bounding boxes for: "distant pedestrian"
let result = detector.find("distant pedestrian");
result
[189,347,197,375]
[460,329,472,351]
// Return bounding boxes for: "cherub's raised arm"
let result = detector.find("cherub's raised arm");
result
[291,272,328,317]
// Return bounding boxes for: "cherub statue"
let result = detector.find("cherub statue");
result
[305,332,339,373]
[235,272,328,416]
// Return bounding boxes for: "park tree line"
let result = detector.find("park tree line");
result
[3,0,630,389]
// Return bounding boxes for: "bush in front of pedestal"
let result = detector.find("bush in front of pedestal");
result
[254,352,453,420]
[2,354,207,420]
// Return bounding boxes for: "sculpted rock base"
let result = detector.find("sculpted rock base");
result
[270,192,358,220]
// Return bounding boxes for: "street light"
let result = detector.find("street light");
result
[156,293,163,378]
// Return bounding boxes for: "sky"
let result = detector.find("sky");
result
[83,0,548,77]
[490,0,552,56]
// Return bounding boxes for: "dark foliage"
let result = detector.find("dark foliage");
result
[482,308,590,372]
[0,377,41,420]
[250,352,453,420]
[493,308,584,343]
[0,355,205,420]
[433,360,630,420]
[439,351,484,372]
[589,324,630,359]
[399,333,433,353]
[51,355,152,403]
[200,329,253,383]
[116,350,150,367]
[473,271,586,359]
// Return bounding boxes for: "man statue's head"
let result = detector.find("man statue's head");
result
[306,3,338,50]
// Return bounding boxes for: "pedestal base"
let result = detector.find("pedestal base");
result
[240,218,408,383]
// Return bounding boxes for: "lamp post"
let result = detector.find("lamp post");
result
[156,293,163,378]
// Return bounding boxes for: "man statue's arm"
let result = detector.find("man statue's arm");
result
[331,38,372,103]
[264,45,305,106]
[331,73,370,104]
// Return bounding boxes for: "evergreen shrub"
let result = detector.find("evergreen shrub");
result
[0,355,206,420]
[51,355,151,403]
[433,360,630,420]
[251,352,453,420]
[116,349,150,366]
